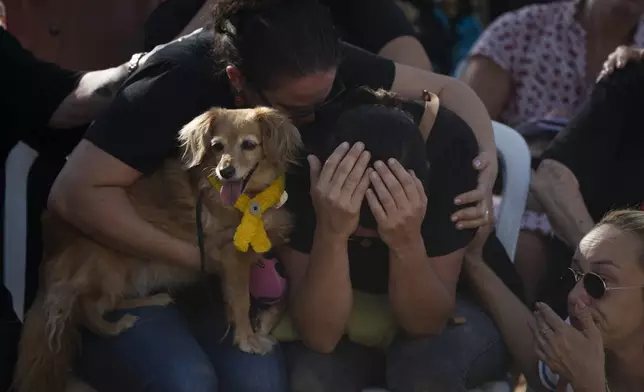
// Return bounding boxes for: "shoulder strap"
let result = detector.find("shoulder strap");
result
[419,90,440,142]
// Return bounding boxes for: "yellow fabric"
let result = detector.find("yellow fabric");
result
[208,175,285,253]
[271,290,397,350]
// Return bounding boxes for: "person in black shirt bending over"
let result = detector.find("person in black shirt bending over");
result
[47,0,498,390]
[280,89,514,391]
[530,60,644,317]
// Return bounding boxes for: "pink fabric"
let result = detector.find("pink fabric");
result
[249,258,287,302]
[470,0,644,127]
[493,197,552,235]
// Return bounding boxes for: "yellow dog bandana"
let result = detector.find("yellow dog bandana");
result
[208,175,287,253]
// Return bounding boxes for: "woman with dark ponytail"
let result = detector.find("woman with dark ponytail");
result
[46,0,499,391]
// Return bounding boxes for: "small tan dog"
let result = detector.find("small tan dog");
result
[14,107,301,392]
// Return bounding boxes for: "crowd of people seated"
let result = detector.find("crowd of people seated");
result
[459,0,644,305]
[2,0,644,391]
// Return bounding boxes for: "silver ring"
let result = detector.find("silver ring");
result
[540,327,551,335]
[484,208,490,220]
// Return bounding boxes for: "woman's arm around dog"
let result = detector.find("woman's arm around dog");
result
[47,55,215,270]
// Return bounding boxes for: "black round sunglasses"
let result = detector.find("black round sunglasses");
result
[562,267,644,299]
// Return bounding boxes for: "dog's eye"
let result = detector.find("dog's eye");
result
[211,141,224,152]
[241,140,258,150]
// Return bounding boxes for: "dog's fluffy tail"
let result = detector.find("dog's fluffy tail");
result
[13,290,79,392]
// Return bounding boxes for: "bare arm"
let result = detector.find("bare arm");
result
[49,140,201,268]
[389,243,463,336]
[391,62,496,161]
[279,229,353,353]
[49,63,130,128]
[531,159,595,247]
[378,36,432,71]
[458,55,513,121]
[463,255,548,392]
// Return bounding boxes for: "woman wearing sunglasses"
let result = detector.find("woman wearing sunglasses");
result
[463,209,644,392]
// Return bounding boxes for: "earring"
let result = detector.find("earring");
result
[234,90,245,107]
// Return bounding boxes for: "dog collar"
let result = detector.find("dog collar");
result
[207,175,287,253]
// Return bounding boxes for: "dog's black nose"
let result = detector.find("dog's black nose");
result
[219,166,236,180]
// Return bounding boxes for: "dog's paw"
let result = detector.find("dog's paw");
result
[236,332,277,355]
[114,314,139,333]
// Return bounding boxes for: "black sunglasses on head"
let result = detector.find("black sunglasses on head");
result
[562,267,644,299]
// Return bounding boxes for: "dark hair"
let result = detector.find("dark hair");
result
[212,0,341,90]
[317,95,430,229]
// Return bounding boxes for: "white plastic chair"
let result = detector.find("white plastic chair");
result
[492,121,531,261]
[453,59,468,78]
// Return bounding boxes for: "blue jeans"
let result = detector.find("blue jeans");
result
[285,297,510,392]
[76,281,287,392]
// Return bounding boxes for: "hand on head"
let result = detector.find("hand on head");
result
[308,142,371,239]
[308,141,427,248]
[365,158,427,250]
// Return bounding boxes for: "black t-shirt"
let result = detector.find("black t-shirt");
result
[85,29,396,175]
[284,104,479,294]
[541,64,644,224]
[144,0,415,54]
[1,29,81,134]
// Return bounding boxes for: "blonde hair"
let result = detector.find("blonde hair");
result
[599,210,644,265]
[600,209,644,234]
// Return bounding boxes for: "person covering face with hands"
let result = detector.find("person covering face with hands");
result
[307,141,373,241]
[365,158,427,252]
[281,97,512,391]
[307,144,428,251]
[463,209,644,392]
[531,301,606,392]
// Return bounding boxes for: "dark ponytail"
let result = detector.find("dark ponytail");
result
[212,0,341,90]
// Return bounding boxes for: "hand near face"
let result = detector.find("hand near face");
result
[366,159,427,250]
[529,301,606,391]
[308,142,372,239]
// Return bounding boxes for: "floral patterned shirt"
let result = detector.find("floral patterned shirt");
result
[469,0,644,127]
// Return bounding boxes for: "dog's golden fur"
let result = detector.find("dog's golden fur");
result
[14,107,301,392]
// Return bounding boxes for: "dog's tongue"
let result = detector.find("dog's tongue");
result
[220,181,244,206]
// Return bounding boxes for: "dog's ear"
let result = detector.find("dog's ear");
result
[255,107,302,166]
[178,108,220,169]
